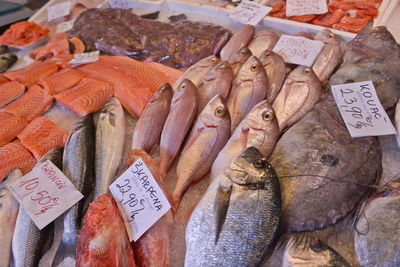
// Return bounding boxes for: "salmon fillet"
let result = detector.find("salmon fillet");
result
[17,117,68,160]
[55,78,113,116]
[70,37,85,54]
[0,74,9,84]
[0,81,26,108]
[144,61,183,86]
[0,140,36,182]
[3,84,53,121]
[39,68,85,95]
[4,61,59,87]
[0,111,28,147]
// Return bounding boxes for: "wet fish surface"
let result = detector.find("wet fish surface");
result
[248,29,280,58]
[0,53,17,73]
[220,25,255,61]
[227,47,252,77]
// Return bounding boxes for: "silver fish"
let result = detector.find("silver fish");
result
[220,25,255,61]
[185,147,281,266]
[52,115,95,267]
[259,49,287,104]
[248,29,280,58]
[0,169,21,267]
[228,47,252,77]
[132,83,173,152]
[197,61,233,114]
[160,79,198,177]
[210,100,279,181]
[172,95,231,210]
[94,97,125,200]
[272,66,321,133]
[0,54,17,73]
[312,29,343,85]
[226,55,268,132]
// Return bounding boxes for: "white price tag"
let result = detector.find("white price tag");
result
[286,0,328,16]
[229,0,272,26]
[331,81,396,138]
[109,158,171,242]
[47,1,71,22]
[108,0,130,9]
[55,20,74,33]
[8,160,83,230]
[70,51,100,67]
[272,35,324,67]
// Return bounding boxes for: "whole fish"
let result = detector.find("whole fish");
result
[173,55,220,90]
[226,55,268,132]
[76,194,136,267]
[185,147,281,266]
[160,79,198,177]
[272,66,321,133]
[354,179,400,266]
[210,100,279,181]
[312,29,343,85]
[220,25,255,61]
[12,148,63,267]
[197,61,233,114]
[94,97,125,200]
[132,83,173,152]
[0,169,21,267]
[248,29,280,58]
[172,95,231,210]
[227,47,252,77]
[282,235,350,267]
[0,53,17,73]
[259,49,287,104]
[53,115,95,267]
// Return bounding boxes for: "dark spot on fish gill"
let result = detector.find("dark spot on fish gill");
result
[320,154,339,167]
[371,69,381,74]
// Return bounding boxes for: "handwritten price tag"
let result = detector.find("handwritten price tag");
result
[8,160,83,230]
[331,81,396,138]
[109,158,171,242]
[108,0,130,9]
[47,1,71,22]
[229,0,272,26]
[55,20,74,33]
[272,35,324,67]
[70,51,99,67]
[286,0,328,16]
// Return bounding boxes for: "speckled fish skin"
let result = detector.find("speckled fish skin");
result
[220,25,255,61]
[269,93,381,233]
[132,83,173,152]
[259,50,287,104]
[94,97,125,200]
[354,179,400,266]
[210,100,279,181]
[52,115,95,267]
[160,79,198,177]
[173,55,220,90]
[197,61,233,114]
[226,55,268,132]
[272,66,321,133]
[312,29,343,85]
[227,47,252,77]
[0,169,22,267]
[248,29,280,58]
[282,235,350,267]
[171,95,231,210]
[0,54,17,73]
[185,147,281,267]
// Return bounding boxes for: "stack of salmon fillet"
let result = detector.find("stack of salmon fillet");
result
[0,55,182,181]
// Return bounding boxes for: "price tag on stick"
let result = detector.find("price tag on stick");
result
[47,1,71,22]
[331,81,396,138]
[109,157,171,242]
[55,20,74,33]
[8,160,83,230]
[286,0,328,17]
[229,0,272,26]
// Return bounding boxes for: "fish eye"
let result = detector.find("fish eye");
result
[250,63,258,72]
[181,83,186,89]
[215,106,226,117]
[262,111,275,121]
[310,239,323,252]
[239,49,247,55]
[328,33,335,39]
[371,69,381,74]
[253,157,267,169]
[304,68,311,74]
[217,64,226,71]
[264,51,271,57]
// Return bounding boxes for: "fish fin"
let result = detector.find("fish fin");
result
[213,178,232,245]
[240,126,250,148]
[51,233,77,267]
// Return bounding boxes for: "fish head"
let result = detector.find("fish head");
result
[314,29,340,46]
[246,100,277,131]
[149,83,173,104]
[199,94,230,127]
[204,61,233,82]
[228,47,252,71]
[227,146,277,186]
[289,66,319,83]
[196,55,220,69]
[259,49,280,68]
[172,79,197,104]
[238,56,264,80]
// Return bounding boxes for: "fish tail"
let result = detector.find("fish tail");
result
[51,234,77,267]
[170,189,183,213]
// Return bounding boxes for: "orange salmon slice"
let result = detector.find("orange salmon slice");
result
[0,81,26,108]
[0,74,9,84]
[144,61,183,86]
[0,111,28,147]
[40,68,85,95]
[4,61,59,87]
[17,117,68,161]
[55,78,113,116]
[70,37,85,54]
[0,140,36,182]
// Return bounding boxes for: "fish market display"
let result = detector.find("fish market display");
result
[160,79,198,177]
[272,66,321,133]
[220,25,255,61]
[211,100,279,180]
[282,235,350,267]
[227,47,252,77]
[226,55,268,132]
[259,50,286,104]
[69,8,231,68]
[94,98,125,200]
[0,111,28,147]
[0,54,17,73]
[0,21,49,47]
[76,194,136,267]
[0,81,26,108]
[248,29,280,58]
[185,147,281,266]
[132,83,173,152]
[172,95,231,209]
[0,169,21,267]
